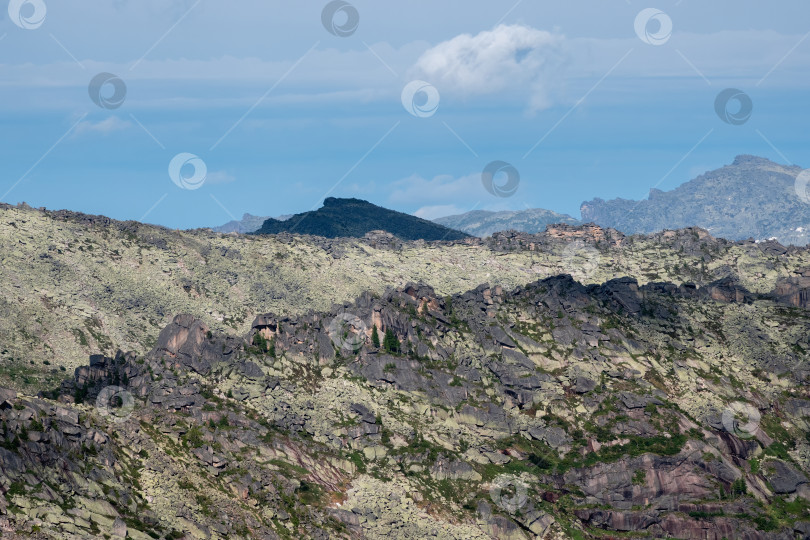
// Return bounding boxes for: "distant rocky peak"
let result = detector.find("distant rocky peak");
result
[731,154,781,167]
[580,155,810,244]
[729,154,800,175]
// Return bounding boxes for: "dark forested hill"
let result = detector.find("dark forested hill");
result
[254,197,471,241]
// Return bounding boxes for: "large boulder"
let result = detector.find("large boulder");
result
[156,314,214,374]
[0,387,17,409]
[764,460,808,494]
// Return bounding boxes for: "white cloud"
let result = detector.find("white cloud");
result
[387,173,521,219]
[2,28,810,115]
[205,171,236,185]
[413,204,467,220]
[72,116,132,138]
[388,173,482,206]
[411,25,567,112]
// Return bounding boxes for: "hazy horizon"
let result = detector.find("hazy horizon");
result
[2,1,809,228]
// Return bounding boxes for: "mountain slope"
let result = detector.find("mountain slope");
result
[581,155,809,244]
[254,197,471,241]
[3,272,810,538]
[434,208,581,237]
[2,203,810,537]
[3,202,810,398]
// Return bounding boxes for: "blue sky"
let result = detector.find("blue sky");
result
[1,0,809,228]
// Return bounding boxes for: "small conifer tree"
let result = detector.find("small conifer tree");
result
[371,325,380,348]
[383,328,400,354]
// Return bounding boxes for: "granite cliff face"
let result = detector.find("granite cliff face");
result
[581,155,810,245]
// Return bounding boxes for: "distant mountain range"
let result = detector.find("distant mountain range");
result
[436,155,809,244]
[253,197,470,241]
[433,208,580,237]
[212,213,290,234]
[581,155,809,244]
[213,156,810,245]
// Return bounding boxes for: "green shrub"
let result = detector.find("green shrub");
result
[5,481,26,499]
[252,332,268,351]
[528,454,552,470]
[347,451,366,474]
[177,479,194,490]
[183,426,204,448]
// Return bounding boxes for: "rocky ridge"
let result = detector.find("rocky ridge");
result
[0,266,808,537]
[7,202,810,399]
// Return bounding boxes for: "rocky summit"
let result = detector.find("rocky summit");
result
[581,155,810,245]
[0,203,810,538]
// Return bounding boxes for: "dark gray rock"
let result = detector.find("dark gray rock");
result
[528,426,570,449]
[765,460,808,494]
[240,361,264,380]
[350,403,376,425]
[0,387,17,409]
[574,376,597,394]
[489,326,517,348]
[619,392,661,410]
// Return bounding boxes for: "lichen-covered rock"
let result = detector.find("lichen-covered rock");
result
[2,205,810,538]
